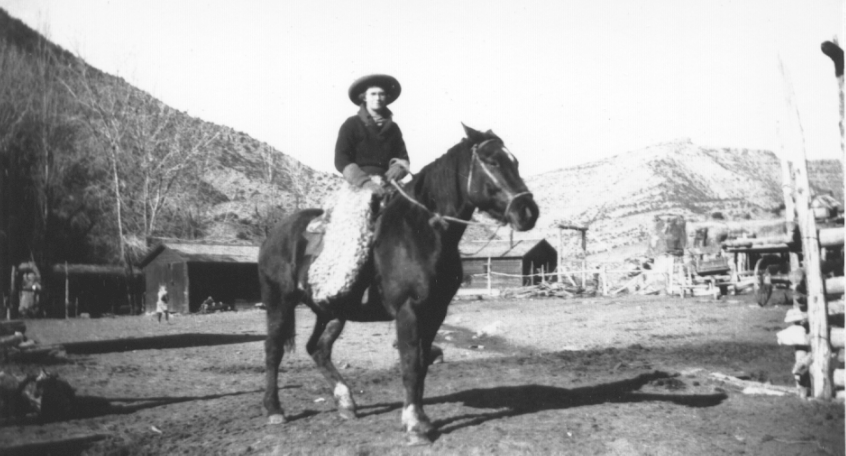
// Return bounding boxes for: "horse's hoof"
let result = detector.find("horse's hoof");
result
[414,420,435,435]
[405,433,433,446]
[428,345,444,365]
[338,407,357,420]
[267,414,287,425]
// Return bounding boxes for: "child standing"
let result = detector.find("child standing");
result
[156,285,170,323]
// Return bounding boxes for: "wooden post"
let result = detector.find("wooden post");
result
[669,256,676,296]
[557,228,563,284]
[780,159,802,310]
[582,260,587,288]
[581,230,587,288]
[793,153,832,398]
[601,266,608,296]
[530,261,535,286]
[64,262,69,319]
[8,265,15,320]
[486,256,492,295]
[820,38,844,161]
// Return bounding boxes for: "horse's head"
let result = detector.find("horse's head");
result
[462,124,539,231]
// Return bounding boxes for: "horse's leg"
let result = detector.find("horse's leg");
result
[395,300,434,445]
[306,313,357,420]
[262,279,297,425]
[419,301,449,369]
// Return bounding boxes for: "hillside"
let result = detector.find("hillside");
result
[1,7,841,264]
[172,122,342,241]
[522,139,843,258]
[0,7,342,250]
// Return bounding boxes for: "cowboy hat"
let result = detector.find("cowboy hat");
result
[348,74,401,105]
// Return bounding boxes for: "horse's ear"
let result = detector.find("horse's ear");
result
[462,123,481,140]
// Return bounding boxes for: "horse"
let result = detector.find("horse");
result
[257,124,539,445]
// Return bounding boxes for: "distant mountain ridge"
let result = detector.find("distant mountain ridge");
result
[2,8,840,258]
[521,139,843,256]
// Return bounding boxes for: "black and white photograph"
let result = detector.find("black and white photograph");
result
[0,1,843,454]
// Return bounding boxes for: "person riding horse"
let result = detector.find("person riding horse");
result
[306,74,412,303]
[335,74,410,192]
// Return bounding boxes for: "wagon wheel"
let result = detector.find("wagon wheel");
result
[754,258,773,307]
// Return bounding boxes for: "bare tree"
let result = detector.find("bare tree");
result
[0,41,104,315]
[0,43,36,307]
[132,102,218,241]
[61,62,218,260]
[60,63,134,263]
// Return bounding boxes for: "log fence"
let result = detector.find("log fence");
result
[769,38,845,400]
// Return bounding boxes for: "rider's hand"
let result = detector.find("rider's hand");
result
[362,181,384,195]
[385,159,409,182]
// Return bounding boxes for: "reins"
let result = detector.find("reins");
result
[389,179,475,227]
[388,178,504,254]
[387,138,532,229]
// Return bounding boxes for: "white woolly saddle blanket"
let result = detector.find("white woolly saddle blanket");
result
[307,184,376,303]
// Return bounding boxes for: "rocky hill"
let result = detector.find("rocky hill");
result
[177,123,342,241]
[521,139,843,258]
[0,8,343,248]
[2,8,840,258]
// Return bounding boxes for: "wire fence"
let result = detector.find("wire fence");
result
[464,264,645,296]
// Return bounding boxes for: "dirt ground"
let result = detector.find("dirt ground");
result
[1,291,844,455]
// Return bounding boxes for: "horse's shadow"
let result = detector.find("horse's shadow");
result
[30,385,305,424]
[357,371,726,437]
[62,333,266,355]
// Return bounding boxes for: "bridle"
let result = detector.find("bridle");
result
[466,139,533,221]
[388,138,533,228]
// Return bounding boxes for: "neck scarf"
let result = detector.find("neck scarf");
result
[358,104,393,129]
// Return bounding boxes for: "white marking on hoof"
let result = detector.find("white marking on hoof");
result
[406,433,433,446]
[334,383,355,409]
[268,414,286,425]
[402,404,426,431]
[429,345,444,365]
[338,407,357,420]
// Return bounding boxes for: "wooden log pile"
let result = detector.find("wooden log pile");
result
[500,280,600,299]
[774,205,844,399]
[773,38,844,400]
[0,321,65,363]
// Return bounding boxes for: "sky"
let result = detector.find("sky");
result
[1,0,843,177]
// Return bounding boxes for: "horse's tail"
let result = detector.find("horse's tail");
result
[281,303,296,352]
[289,208,325,234]
[260,208,325,353]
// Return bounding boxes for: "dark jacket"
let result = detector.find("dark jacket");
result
[334,106,409,175]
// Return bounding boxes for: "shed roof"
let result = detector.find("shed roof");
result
[51,264,143,277]
[139,242,259,268]
[459,239,554,259]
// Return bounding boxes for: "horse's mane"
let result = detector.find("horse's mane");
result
[408,132,500,210]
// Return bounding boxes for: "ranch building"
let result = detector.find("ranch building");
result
[51,264,144,317]
[459,239,558,289]
[7,264,144,318]
[139,241,260,314]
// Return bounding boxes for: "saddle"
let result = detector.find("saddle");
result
[305,184,385,303]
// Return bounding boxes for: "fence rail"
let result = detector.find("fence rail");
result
[466,264,641,296]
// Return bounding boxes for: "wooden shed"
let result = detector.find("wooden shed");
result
[49,264,144,317]
[459,239,558,289]
[139,241,260,314]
